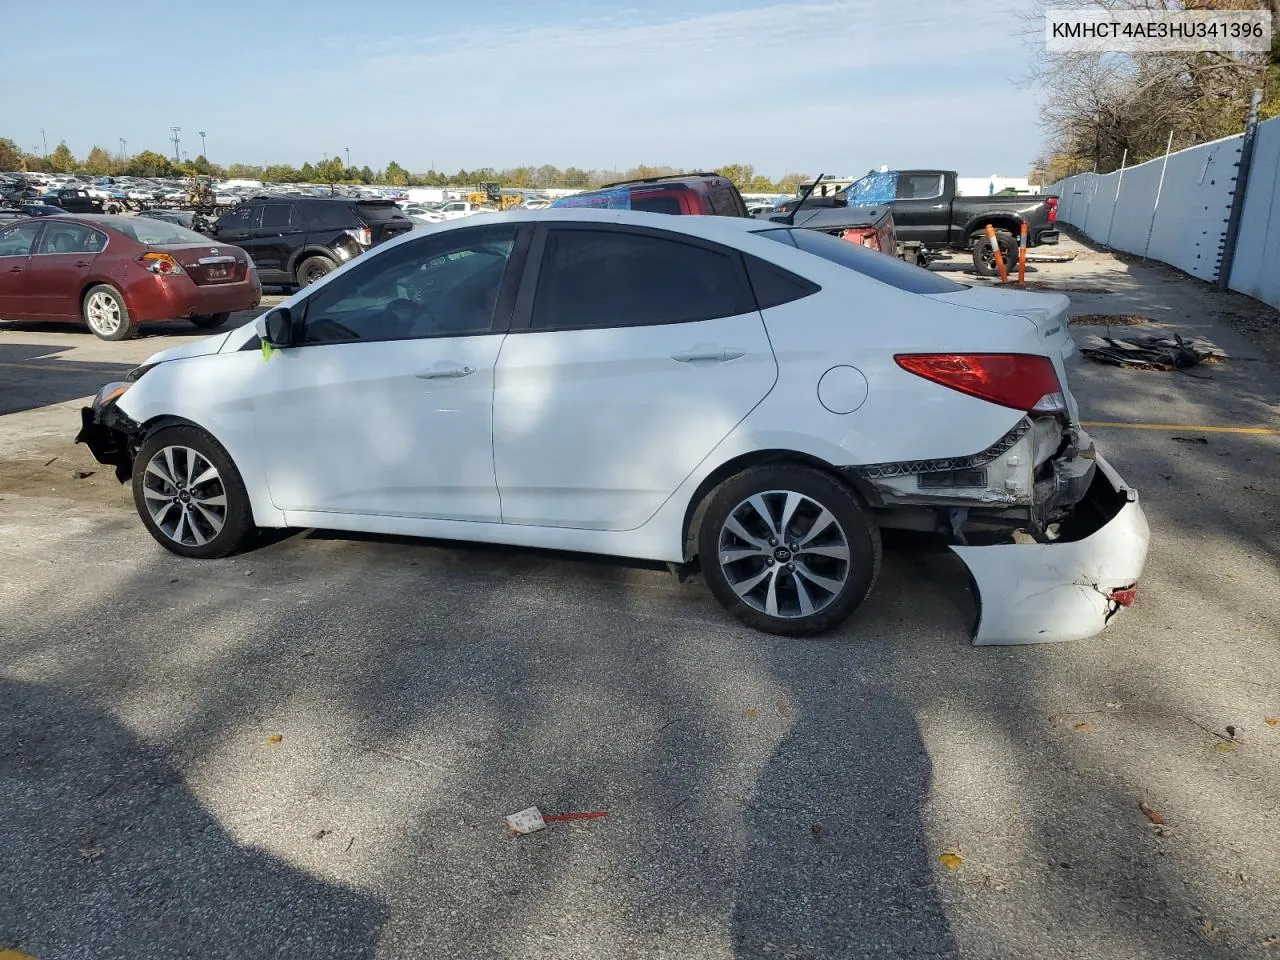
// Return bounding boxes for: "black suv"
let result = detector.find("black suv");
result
[213,195,413,288]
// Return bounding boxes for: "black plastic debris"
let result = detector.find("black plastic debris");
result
[1080,334,1224,371]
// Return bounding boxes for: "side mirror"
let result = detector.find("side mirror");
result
[261,306,294,348]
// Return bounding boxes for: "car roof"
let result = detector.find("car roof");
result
[399,207,777,244]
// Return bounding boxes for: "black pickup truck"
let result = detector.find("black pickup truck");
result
[840,170,1059,276]
[38,187,104,215]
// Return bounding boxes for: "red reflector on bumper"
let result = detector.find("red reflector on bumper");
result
[1110,585,1137,607]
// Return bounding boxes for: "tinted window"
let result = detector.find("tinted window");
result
[0,222,43,256]
[218,204,258,231]
[744,255,820,309]
[531,228,750,330]
[35,222,106,255]
[300,224,517,345]
[845,172,897,205]
[709,186,743,217]
[761,228,965,294]
[353,202,408,222]
[111,219,209,246]
[260,203,295,230]
[299,201,358,229]
[629,194,683,215]
[897,174,944,200]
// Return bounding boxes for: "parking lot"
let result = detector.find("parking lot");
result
[2,237,1279,959]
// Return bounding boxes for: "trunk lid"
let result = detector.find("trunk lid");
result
[161,242,251,286]
[926,286,1079,422]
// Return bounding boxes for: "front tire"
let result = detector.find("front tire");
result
[82,285,138,341]
[132,425,257,559]
[296,255,335,287]
[189,312,231,329]
[697,465,881,637]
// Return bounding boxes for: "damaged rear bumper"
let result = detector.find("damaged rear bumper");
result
[949,456,1149,645]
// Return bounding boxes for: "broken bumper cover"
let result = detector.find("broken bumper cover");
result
[949,456,1149,645]
[75,386,140,481]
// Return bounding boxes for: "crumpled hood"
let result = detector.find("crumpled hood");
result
[140,332,232,368]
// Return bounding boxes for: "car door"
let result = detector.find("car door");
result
[0,221,44,317]
[492,224,778,531]
[26,221,108,318]
[252,222,528,521]
[215,203,272,275]
[253,202,298,275]
[891,172,949,248]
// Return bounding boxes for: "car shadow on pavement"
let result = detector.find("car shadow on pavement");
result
[0,343,133,414]
[731,680,956,959]
[0,676,385,960]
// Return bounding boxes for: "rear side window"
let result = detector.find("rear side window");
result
[260,203,296,230]
[299,201,357,229]
[531,228,751,330]
[744,255,820,309]
[761,228,965,294]
[218,204,259,230]
[629,192,684,215]
[897,174,944,200]
[708,185,744,217]
[354,202,408,222]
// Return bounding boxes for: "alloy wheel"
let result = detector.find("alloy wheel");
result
[85,291,121,336]
[141,445,228,547]
[717,490,851,619]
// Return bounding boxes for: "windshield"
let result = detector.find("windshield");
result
[106,218,209,246]
[844,172,898,206]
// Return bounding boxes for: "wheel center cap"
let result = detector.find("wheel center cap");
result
[773,547,792,563]
[179,491,191,503]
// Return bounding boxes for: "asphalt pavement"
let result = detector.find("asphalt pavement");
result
[1,240,1278,960]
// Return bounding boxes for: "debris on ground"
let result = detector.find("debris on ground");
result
[311,828,332,840]
[504,806,608,835]
[939,848,964,870]
[1266,717,1279,727]
[1070,313,1154,326]
[1172,436,1209,445]
[264,734,283,745]
[1073,721,1094,733]
[1140,801,1165,825]
[71,470,94,480]
[1081,333,1225,371]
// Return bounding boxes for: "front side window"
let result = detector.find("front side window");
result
[35,222,106,255]
[217,204,258,231]
[845,172,898,206]
[530,228,751,331]
[0,221,43,257]
[300,224,517,345]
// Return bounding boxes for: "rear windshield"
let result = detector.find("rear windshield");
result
[354,201,409,222]
[105,218,208,246]
[759,228,965,294]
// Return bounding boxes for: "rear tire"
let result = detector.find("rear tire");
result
[189,312,231,329]
[82,284,138,341]
[972,229,1017,277]
[697,465,881,637]
[296,255,336,287]
[132,425,257,559]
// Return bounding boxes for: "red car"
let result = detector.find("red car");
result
[0,214,261,340]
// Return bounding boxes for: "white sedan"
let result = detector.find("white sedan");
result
[77,209,1148,642]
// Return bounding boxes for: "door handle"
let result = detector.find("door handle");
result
[415,364,475,380]
[74,260,90,267]
[8,266,22,273]
[672,346,744,363]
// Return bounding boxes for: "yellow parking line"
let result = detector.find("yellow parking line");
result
[0,362,130,373]
[1083,421,1280,436]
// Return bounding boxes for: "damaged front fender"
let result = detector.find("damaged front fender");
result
[75,395,140,483]
[950,456,1150,645]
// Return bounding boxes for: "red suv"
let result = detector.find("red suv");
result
[551,173,749,216]
[0,214,261,340]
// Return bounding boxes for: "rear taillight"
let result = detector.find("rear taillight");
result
[139,252,184,275]
[346,226,373,247]
[895,354,1065,414]
[840,228,878,250]
[1046,197,1058,224]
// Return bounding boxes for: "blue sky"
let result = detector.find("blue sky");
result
[7,0,1043,178]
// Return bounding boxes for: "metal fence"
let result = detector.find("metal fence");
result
[1046,115,1280,310]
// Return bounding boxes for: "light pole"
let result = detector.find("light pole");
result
[119,138,127,161]
[170,126,182,165]
[198,131,207,158]
[40,129,47,156]
[345,146,351,170]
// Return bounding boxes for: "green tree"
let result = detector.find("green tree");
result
[48,141,77,173]
[225,163,265,180]
[359,165,374,184]
[262,164,302,182]
[125,150,174,178]
[384,160,410,186]
[299,161,316,182]
[313,156,345,183]
[0,137,23,170]
[83,145,115,175]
